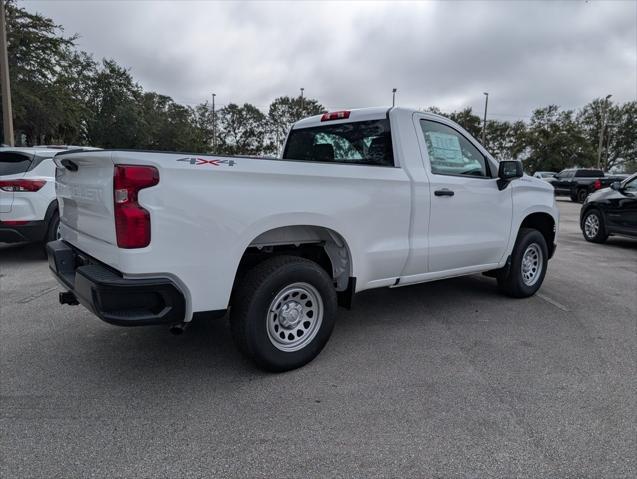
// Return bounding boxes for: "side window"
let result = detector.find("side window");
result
[419,120,490,178]
[623,177,637,193]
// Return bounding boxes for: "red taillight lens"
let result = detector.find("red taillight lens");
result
[593,179,602,190]
[0,179,46,192]
[113,165,159,249]
[320,110,351,122]
[1,220,28,225]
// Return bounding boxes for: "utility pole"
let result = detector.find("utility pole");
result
[392,88,397,107]
[0,0,14,146]
[605,122,613,170]
[300,87,304,115]
[211,93,216,152]
[597,94,612,170]
[481,92,489,146]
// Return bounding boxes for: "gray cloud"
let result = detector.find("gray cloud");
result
[23,0,637,120]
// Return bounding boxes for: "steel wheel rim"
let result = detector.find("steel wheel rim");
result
[521,243,543,286]
[266,282,323,352]
[584,214,599,239]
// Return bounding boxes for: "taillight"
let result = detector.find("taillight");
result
[113,165,159,249]
[0,179,46,192]
[320,111,351,121]
[1,220,28,225]
[593,179,602,190]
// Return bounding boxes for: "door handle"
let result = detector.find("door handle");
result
[434,189,454,197]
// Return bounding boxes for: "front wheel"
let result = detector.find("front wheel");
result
[582,209,608,243]
[497,228,548,298]
[230,256,337,372]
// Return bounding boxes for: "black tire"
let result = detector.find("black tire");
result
[230,255,337,372]
[576,188,588,203]
[497,228,548,298]
[581,208,608,243]
[45,211,60,243]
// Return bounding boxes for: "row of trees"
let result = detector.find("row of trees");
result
[1,1,636,172]
[430,100,637,173]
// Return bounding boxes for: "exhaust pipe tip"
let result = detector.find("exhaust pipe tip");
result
[169,323,187,336]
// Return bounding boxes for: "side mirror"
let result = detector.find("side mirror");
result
[610,181,621,191]
[497,160,523,190]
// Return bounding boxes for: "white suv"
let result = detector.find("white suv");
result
[0,146,96,245]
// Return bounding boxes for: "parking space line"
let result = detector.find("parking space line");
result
[537,293,570,312]
[17,286,58,304]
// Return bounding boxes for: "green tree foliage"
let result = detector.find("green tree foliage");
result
[523,105,595,173]
[84,60,144,148]
[216,103,267,155]
[577,99,637,172]
[138,92,209,152]
[2,0,90,144]
[265,96,325,154]
[1,1,635,174]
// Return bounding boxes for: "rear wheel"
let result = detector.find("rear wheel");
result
[497,228,548,298]
[230,255,337,372]
[582,209,608,243]
[45,211,60,243]
[576,188,588,203]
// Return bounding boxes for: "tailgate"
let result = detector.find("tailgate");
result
[54,151,117,246]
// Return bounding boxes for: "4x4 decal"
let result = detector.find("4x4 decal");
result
[177,157,235,167]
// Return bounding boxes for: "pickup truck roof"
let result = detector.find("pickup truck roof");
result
[293,106,456,129]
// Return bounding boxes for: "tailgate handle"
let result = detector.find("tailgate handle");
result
[60,159,78,172]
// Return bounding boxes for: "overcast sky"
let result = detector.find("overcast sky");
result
[23,0,637,120]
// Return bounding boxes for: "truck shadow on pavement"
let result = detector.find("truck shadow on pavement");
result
[30,274,509,387]
[0,242,46,264]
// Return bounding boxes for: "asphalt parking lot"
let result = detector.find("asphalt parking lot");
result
[1,199,635,478]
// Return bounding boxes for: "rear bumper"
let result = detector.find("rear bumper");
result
[47,240,186,326]
[0,220,47,243]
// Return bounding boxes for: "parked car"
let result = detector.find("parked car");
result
[0,146,99,246]
[580,173,637,243]
[533,171,557,180]
[47,107,559,371]
[548,168,624,203]
[1,147,64,245]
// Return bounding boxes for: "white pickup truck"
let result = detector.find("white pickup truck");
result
[48,107,558,371]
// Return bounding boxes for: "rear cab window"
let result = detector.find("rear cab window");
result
[0,152,33,176]
[283,119,394,167]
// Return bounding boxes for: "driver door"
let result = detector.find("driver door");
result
[607,176,637,234]
[414,116,512,273]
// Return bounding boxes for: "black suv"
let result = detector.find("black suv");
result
[580,173,637,243]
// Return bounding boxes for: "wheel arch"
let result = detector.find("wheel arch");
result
[518,212,557,258]
[232,224,355,298]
